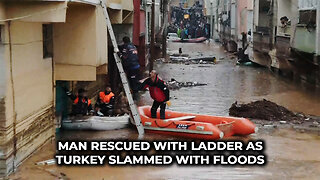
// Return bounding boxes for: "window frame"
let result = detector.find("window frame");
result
[42,24,53,59]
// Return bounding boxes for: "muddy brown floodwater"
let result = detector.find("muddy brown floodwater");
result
[9,42,320,180]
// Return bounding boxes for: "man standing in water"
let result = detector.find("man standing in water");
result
[139,70,170,119]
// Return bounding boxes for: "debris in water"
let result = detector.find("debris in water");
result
[166,78,207,90]
[35,159,56,165]
[263,124,276,128]
[168,55,216,65]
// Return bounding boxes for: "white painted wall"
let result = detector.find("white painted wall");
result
[253,0,259,29]
[247,10,254,33]
[298,0,318,10]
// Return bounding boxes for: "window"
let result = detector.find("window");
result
[140,0,146,9]
[0,25,4,44]
[43,24,53,58]
[298,10,316,26]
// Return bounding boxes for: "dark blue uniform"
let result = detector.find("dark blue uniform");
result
[119,43,140,92]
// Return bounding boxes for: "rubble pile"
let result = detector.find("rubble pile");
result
[229,99,310,122]
[167,78,207,90]
[169,1,209,39]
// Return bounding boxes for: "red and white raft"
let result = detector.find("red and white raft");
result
[139,106,257,140]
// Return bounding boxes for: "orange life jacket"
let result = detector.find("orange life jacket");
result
[74,97,91,106]
[99,92,115,104]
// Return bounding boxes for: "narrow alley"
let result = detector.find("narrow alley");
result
[9,41,320,180]
[1,0,320,179]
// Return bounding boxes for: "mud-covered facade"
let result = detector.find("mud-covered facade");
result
[0,0,134,176]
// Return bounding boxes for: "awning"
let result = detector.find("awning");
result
[106,0,122,10]
[107,0,133,11]
[121,0,133,11]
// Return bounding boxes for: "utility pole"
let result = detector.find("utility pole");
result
[162,0,169,58]
[150,0,155,72]
[268,0,274,50]
[316,1,320,58]
[210,1,213,39]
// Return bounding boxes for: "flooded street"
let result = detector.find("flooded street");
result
[9,42,320,180]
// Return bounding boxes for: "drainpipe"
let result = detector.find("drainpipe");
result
[268,0,274,50]
[52,29,56,131]
[161,0,168,59]
[7,21,17,172]
[210,1,213,39]
[149,0,155,72]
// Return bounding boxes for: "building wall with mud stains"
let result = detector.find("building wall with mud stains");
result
[0,0,135,176]
[0,2,59,176]
[249,0,320,86]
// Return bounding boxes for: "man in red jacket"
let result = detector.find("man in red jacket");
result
[139,70,170,119]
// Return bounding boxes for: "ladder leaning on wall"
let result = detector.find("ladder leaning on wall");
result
[99,0,145,137]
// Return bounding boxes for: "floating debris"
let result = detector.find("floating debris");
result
[35,159,56,165]
[167,78,207,90]
[168,55,216,65]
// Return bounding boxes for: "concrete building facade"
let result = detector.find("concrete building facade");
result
[0,0,134,176]
[207,0,320,86]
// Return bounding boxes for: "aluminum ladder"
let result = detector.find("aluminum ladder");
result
[100,0,144,136]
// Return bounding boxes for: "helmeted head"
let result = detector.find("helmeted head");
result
[105,87,112,94]
[123,36,131,44]
[78,88,87,97]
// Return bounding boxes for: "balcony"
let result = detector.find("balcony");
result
[278,25,292,37]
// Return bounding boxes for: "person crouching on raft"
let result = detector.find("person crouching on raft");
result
[139,70,170,119]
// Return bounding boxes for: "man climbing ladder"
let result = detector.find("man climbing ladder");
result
[99,0,144,136]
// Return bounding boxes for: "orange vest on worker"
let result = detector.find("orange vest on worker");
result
[73,97,91,106]
[99,92,115,104]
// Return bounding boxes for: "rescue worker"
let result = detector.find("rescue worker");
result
[95,87,115,116]
[139,70,170,119]
[119,36,140,93]
[65,88,93,116]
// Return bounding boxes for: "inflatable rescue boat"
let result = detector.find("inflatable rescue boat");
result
[139,106,257,140]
